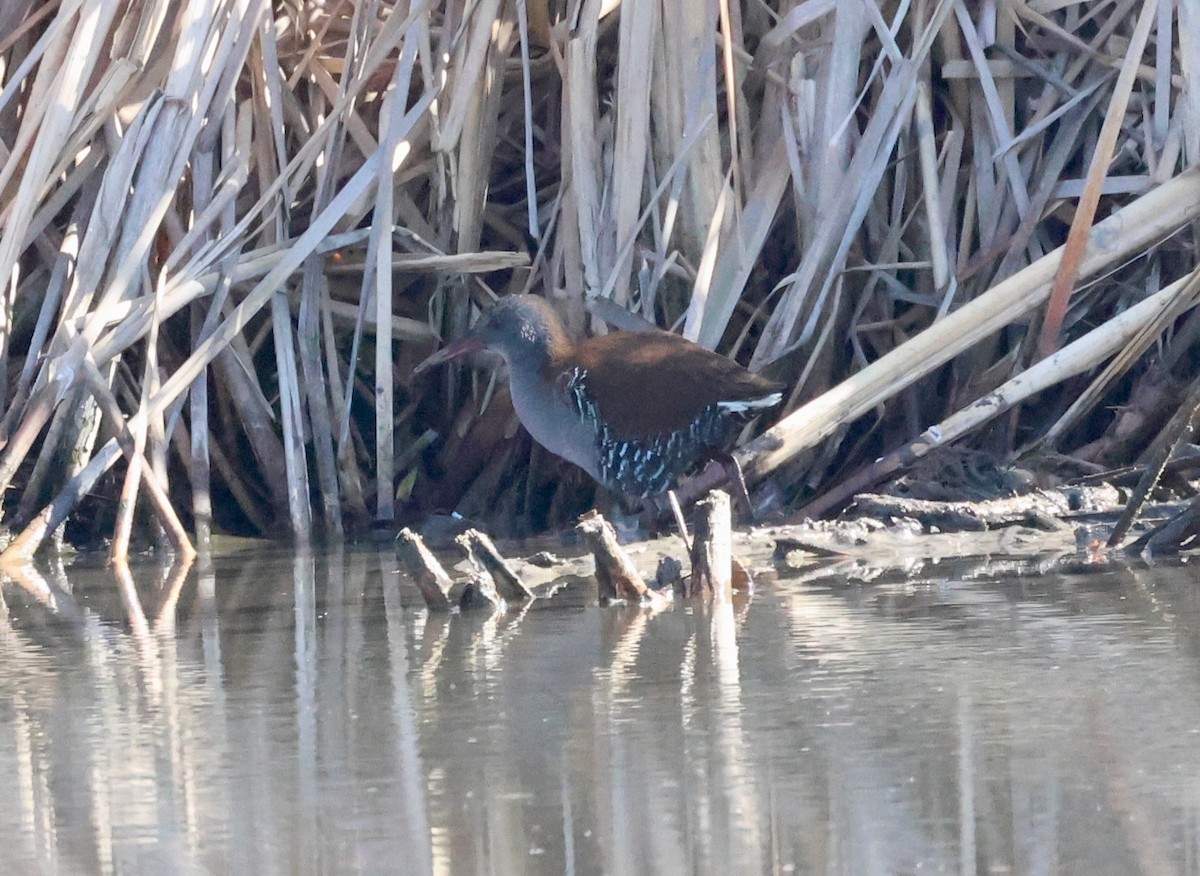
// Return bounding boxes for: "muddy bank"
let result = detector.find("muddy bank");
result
[400,478,1196,614]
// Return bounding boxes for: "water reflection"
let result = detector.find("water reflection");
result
[2,548,1200,873]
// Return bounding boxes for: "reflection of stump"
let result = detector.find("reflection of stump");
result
[687,490,732,601]
[458,570,504,611]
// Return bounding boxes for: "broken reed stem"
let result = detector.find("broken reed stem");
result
[458,570,504,611]
[457,529,533,601]
[109,417,147,563]
[188,301,213,546]
[577,510,664,605]
[687,490,732,600]
[0,338,87,497]
[395,527,455,611]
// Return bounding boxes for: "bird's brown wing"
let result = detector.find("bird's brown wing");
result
[566,330,783,438]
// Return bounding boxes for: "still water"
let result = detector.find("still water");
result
[2,544,1200,875]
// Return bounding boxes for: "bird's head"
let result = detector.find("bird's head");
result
[414,295,569,374]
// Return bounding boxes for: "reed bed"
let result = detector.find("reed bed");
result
[0,0,1197,559]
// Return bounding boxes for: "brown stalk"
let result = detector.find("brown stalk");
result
[1036,0,1159,358]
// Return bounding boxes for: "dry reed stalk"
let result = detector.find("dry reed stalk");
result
[803,271,1200,518]
[751,2,954,370]
[1108,369,1200,547]
[371,46,408,523]
[272,288,314,541]
[456,528,533,601]
[1040,267,1200,450]
[110,294,176,561]
[564,2,604,299]
[611,0,657,308]
[1036,0,1159,358]
[736,168,1200,490]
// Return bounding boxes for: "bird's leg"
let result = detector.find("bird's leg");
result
[712,451,754,520]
